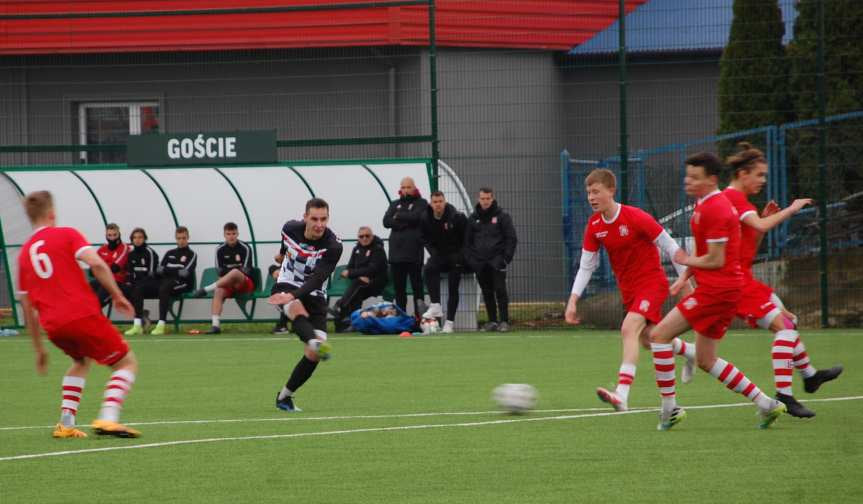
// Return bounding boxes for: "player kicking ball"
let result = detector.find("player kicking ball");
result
[268,198,343,412]
[722,143,842,417]
[16,191,141,439]
[565,169,695,412]
[649,153,785,431]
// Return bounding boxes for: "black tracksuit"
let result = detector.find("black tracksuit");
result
[157,246,197,321]
[421,203,468,322]
[126,243,160,319]
[382,192,428,313]
[334,235,388,326]
[216,240,253,279]
[465,200,518,323]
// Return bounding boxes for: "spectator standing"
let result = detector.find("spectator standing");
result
[382,177,427,316]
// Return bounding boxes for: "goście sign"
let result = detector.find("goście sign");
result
[128,130,276,166]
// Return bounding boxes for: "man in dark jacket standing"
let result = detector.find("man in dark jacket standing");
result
[465,187,518,332]
[331,226,388,332]
[382,177,427,315]
[420,191,468,333]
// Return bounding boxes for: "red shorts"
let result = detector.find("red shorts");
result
[622,284,669,325]
[48,315,130,366]
[223,275,255,297]
[677,288,740,340]
[736,278,778,328]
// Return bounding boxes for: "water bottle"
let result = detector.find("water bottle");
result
[0,328,19,337]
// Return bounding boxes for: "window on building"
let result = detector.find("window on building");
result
[78,102,160,164]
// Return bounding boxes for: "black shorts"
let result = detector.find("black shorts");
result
[271,282,328,332]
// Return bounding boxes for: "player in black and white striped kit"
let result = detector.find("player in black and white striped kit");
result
[269,198,343,412]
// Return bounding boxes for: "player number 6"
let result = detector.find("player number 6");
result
[29,240,54,279]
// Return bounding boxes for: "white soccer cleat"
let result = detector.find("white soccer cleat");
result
[441,320,454,333]
[422,303,443,319]
[681,358,696,384]
[596,387,628,412]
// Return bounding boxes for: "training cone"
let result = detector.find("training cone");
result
[399,331,412,338]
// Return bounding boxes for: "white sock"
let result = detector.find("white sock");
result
[278,386,293,400]
[60,376,85,427]
[672,338,696,360]
[212,315,220,327]
[98,369,135,423]
[133,318,142,327]
[204,283,217,293]
[615,363,636,403]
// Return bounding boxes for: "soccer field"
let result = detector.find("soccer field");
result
[1,328,860,503]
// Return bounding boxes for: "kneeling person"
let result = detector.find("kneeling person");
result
[269,198,343,412]
[194,222,255,334]
[151,226,197,335]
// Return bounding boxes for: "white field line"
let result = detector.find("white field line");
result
[0,407,617,432]
[1,395,861,462]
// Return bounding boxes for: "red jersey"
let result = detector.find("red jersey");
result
[96,241,130,283]
[17,227,103,332]
[690,191,744,292]
[722,187,759,279]
[582,204,669,295]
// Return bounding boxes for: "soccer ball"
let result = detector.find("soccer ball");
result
[492,383,538,414]
[420,318,440,334]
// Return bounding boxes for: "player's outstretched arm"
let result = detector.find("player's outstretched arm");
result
[743,198,813,234]
[19,294,47,374]
[78,248,133,317]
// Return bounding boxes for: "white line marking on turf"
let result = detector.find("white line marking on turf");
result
[2,395,861,462]
[0,407,615,431]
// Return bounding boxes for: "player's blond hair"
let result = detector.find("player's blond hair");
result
[585,169,616,190]
[727,142,766,179]
[23,190,53,223]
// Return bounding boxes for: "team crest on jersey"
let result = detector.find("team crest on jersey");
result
[639,299,650,312]
[235,254,241,262]
[492,217,498,224]
[683,297,698,310]
[365,250,371,257]
[180,256,186,263]
[619,225,629,237]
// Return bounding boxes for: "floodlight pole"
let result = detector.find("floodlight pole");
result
[618,0,629,205]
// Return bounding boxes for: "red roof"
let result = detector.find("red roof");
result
[0,1,647,55]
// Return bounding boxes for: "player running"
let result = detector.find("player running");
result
[649,153,786,431]
[16,191,141,439]
[269,198,343,412]
[723,143,842,417]
[565,169,696,412]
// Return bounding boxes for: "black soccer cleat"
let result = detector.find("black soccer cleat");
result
[775,393,815,418]
[271,325,289,334]
[204,326,221,335]
[804,365,843,394]
[275,392,302,412]
[192,288,207,298]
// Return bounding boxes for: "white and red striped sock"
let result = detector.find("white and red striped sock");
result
[651,342,676,411]
[772,330,797,396]
[792,337,817,379]
[709,358,773,410]
[98,369,135,423]
[672,337,695,360]
[615,363,636,404]
[60,376,85,427]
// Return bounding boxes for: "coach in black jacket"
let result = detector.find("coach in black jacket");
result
[420,191,468,333]
[464,187,518,332]
[382,176,428,315]
[331,227,388,331]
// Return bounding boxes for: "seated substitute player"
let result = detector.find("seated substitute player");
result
[89,222,130,307]
[564,169,696,412]
[268,198,343,412]
[329,226,388,333]
[649,152,785,431]
[722,143,842,417]
[150,226,197,335]
[16,191,141,438]
[192,222,254,334]
[420,191,468,333]
[124,227,160,336]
